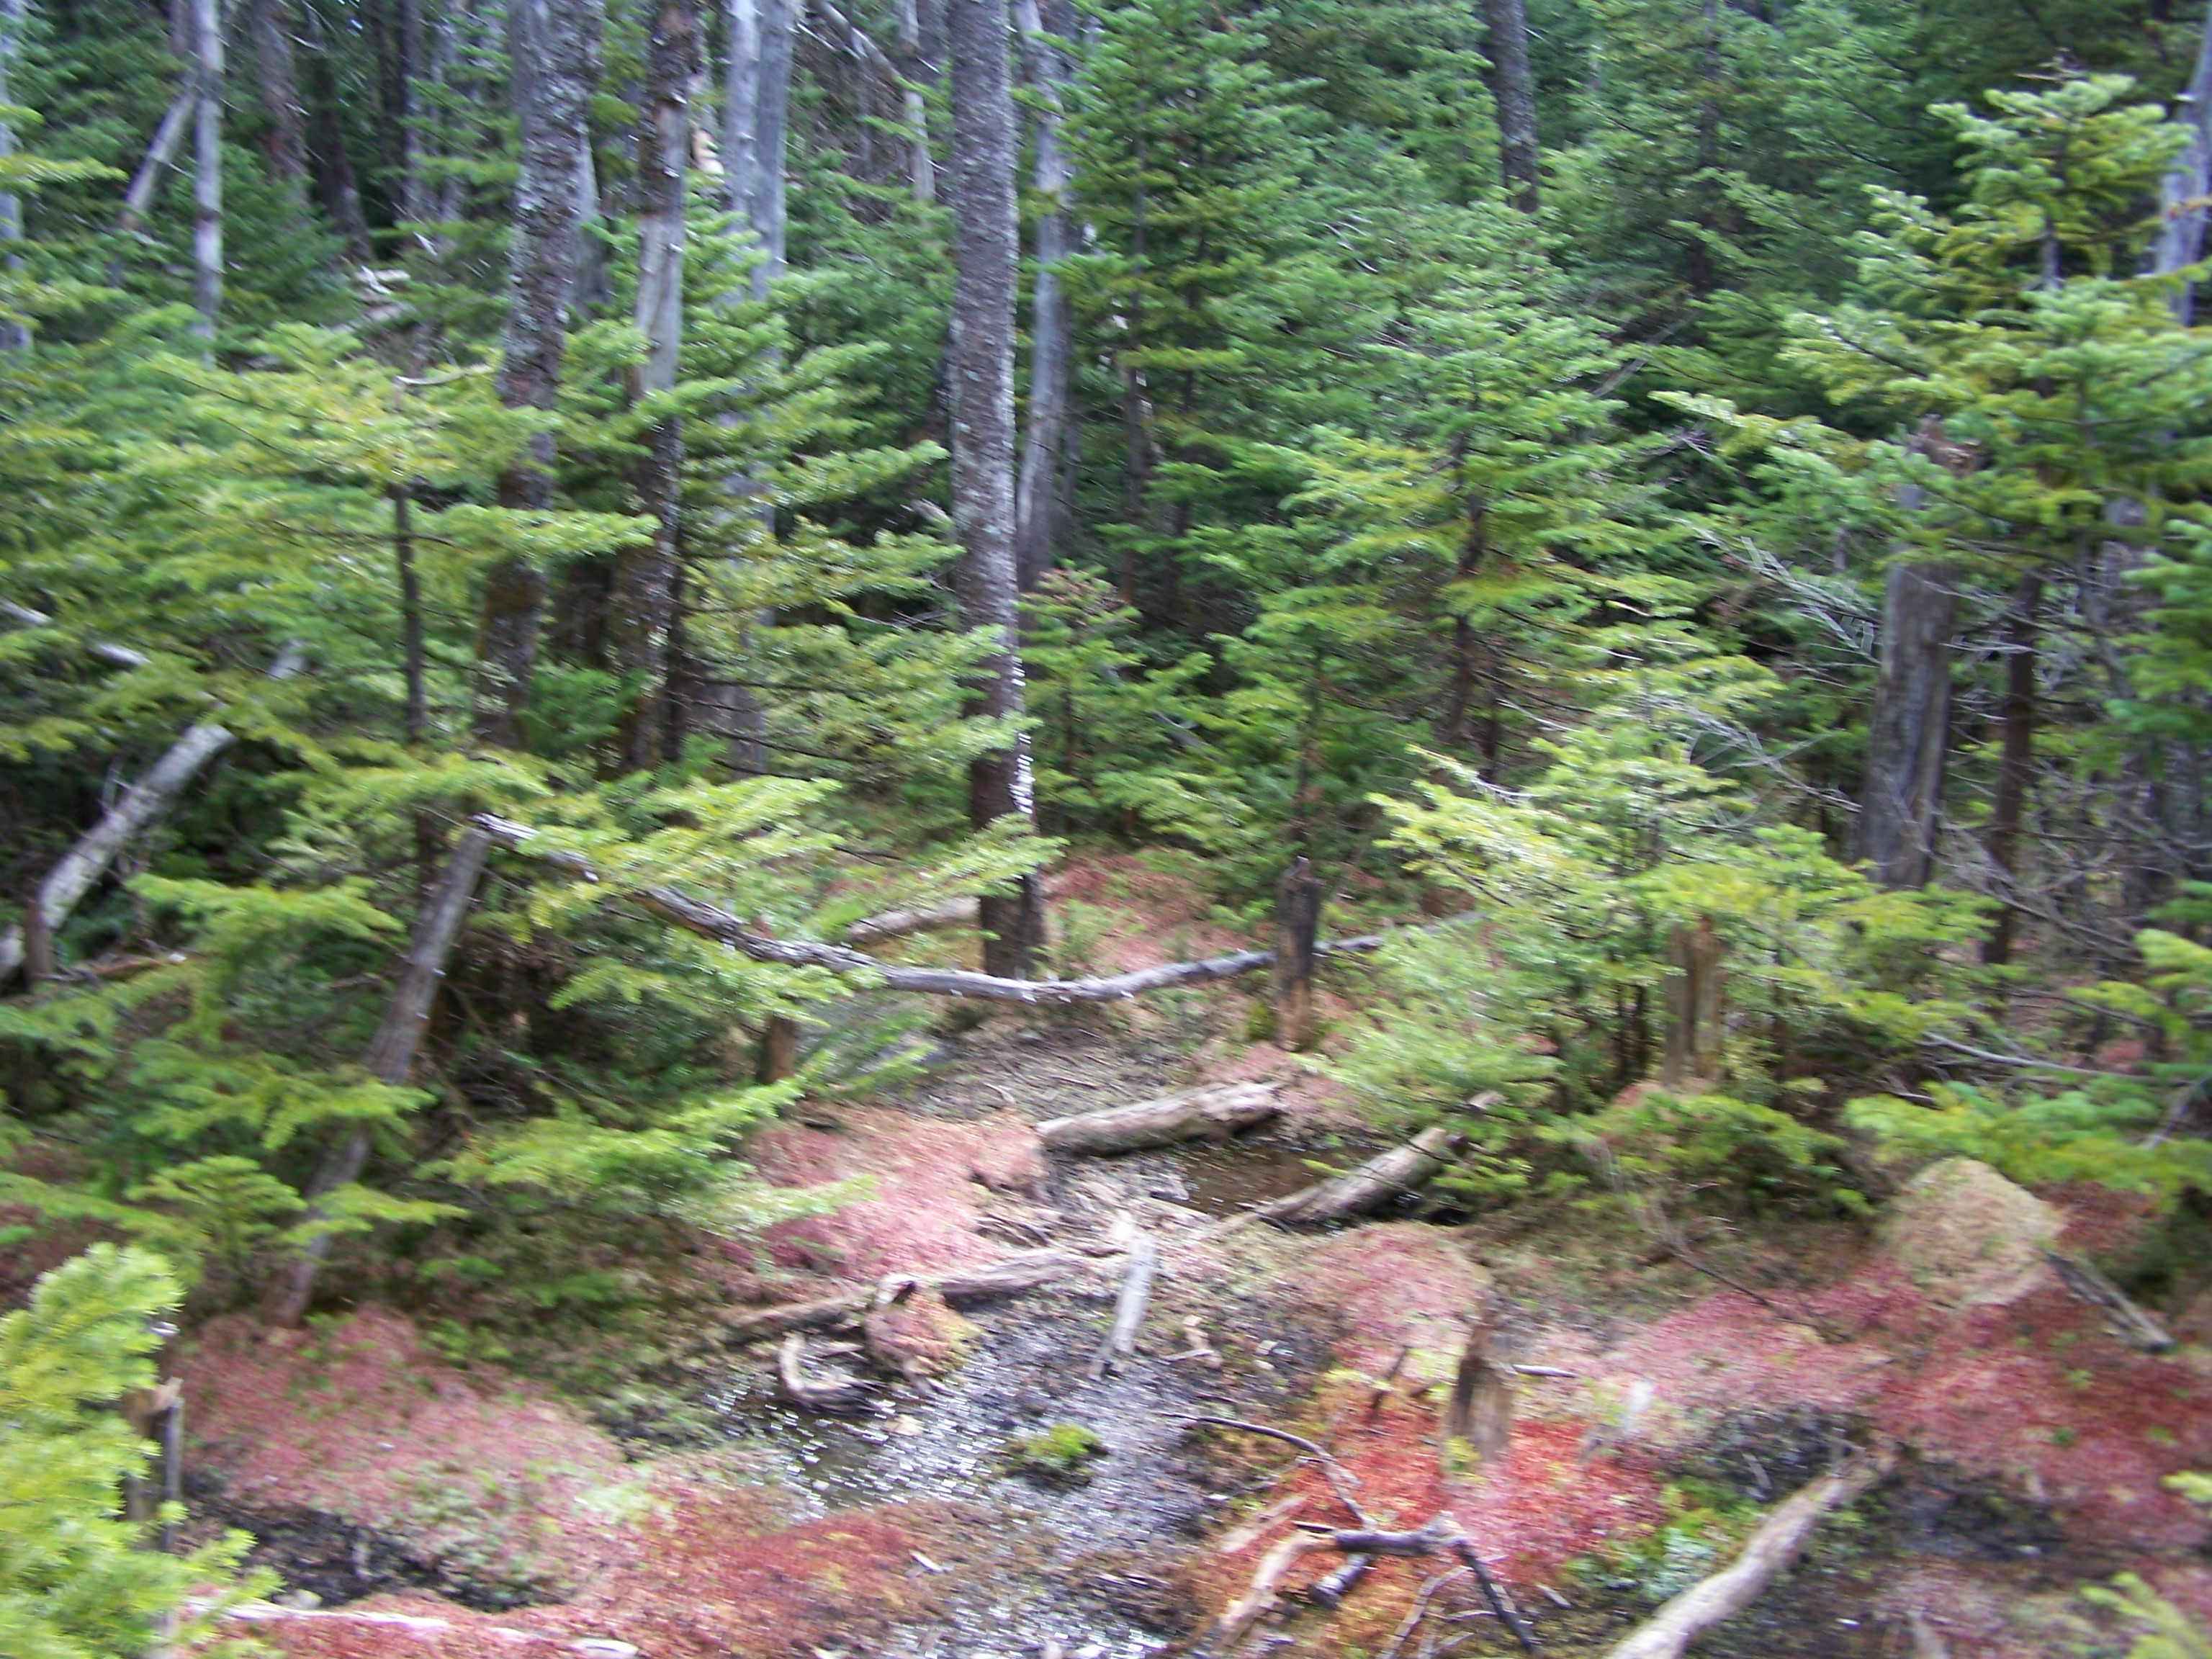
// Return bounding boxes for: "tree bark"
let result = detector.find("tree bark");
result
[300,0,371,256]
[1982,575,2041,965]
[115,89,195,240]
[1660,914,1724,1087]
[1441,1321,1513,1469]
[948,0,1042,976]
[190,0,224,344]
[472,0,595,748]
[607,0,701,773]
[723,0,791,297]
[1858,560,1956,888]
[248,0,306,184]
[1012,0,1071,588]
[1481,0,1539,212]
[264,822,510,1326]
[895,0,935,203]
[0,0,24,353]
[0,643,307,983]
[1272,855,1323,1050]
[1033,1081,1282,1154]
[2152,0,2212,321]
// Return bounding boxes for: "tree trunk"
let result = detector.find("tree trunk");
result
[392,487,426,745]
[0,0,25,353]
[1033,1080,1282,1154]
[248,0,306,184]
[1257,1125,1469,1227]
[115,89,195,240]
[0,643,306,983]
[300,0,371,256]
[607,0,701,773]
[949,0,1042,977]
[723,0,791,298]
[190,0,224,344]
[264,823,508,1326]
[1858,560,1956,888]
[1272,855,1322,1050]
[2152,0,2212,321]
[1660,915,1724,1087]
[895,0,935,203]
[472,0,595,748]
[1982,575,2041,965]
[1480,0,1539,212]
[1012,0,1071,588]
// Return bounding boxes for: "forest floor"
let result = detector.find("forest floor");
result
[148,857,2212,1659]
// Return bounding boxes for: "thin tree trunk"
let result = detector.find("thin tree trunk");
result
[263,823,505,1326]
[2152,0,2212,321]
[1480,0,1539,212]
[607,0,700,773]
[392,486,426,745]
[190,0,224,343]
[397,0,426,227]
[0,643,306,982]
[1982,575,2041,965]
[300,0,370,256]
[472,0,595,748]
[896,0,935,202]
[116,89,195,239]
[248,0,306,184]
[949,0,1041,977]
[722,0,791,295]
[0,0,26,353]
[1012,0,1071,590]
[1857,560,1956,888]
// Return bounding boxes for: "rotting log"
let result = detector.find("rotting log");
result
[1,642,307,983]
[934,1247,1082,1303]
[1441,1323,1513,1473]
[1036,1081,1282,1156]
[1256,1125,1470,1228]
[1601,1449,1896,1659]
[2044,1251,2174,1352]
[1089,1231,1158,1377]
[722,1249,1084,1344]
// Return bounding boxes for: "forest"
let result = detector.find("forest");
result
[6,0,2212,1650]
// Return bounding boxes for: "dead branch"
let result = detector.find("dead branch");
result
[845,896,979,943]
[1257,1125,1470,1227]
[1182,1415,1370,1527]
[1601,1449,1896,1659]
[1089,1231,1159,1377]
[2044,1251,2174,1351]
[722,1249,1084,1344]
[776,1332,877,1413]
[1038,1082,1283,1155]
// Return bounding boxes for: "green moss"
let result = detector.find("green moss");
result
[1004,1423,1106,1483]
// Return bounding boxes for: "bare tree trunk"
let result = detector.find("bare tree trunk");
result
[895,0,934,203]
[2152,0,2212,321]
[0,642,305,983]
[115,90,195,240]
[949,0,1041,977]
[1660,915,1724,1087]
[1480,0,1539,212]
[248,0,306,184]
[607,0,701,773]
[300,0,370,256]
[1858,561,1956,888]
[0,0,25,353]
[723,0,791,297]
[1982,575,2041,965]
[190,0,224,344]
[472,0,596,748]
[263,822,508,1326]
[1012,0,1071,590]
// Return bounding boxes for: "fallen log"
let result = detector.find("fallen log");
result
[723,1249,1083,1343]
[1036,1081,1283,1156]
[721,1292,868,1345]
[776,1333,877,1413]
[1601,1449,1895,1659]
[1,641,307,983]
[2044,1250,2173,1352]
[1256,1125,1470,1227]
[1089,1231,1159,1377]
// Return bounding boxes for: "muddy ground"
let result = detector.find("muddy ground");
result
[168,1007,2212,1659]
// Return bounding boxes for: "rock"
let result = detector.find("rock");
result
[1881,1158,2060,1308]
[573,1643,638,1659]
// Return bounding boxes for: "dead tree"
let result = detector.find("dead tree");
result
[472,0,599,747]
[894,0,935,204]
[0,0,28,351]
[1272,856,1323,1050]
[1440,1322,1513,1473]
[724,0,794,295]
[2152,0,2212,323]
[948,0,1043,974]
[189,0,224,343]
[1012,0,1073,588]
[263,822,516,1325]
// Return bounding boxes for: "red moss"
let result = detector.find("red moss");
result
[1301,1223,1493,1370]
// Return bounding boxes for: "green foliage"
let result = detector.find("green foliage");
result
[0,1245,264,1659]
[1003,1421,1106,1482]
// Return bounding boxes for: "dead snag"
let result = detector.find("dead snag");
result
[1601,1449,1896,1659]
[757,1014,799,1082]
[1035,1081,1282,1156]
[1089,1231,1159,1377]
[1273,857,1323,1050]
[1256,1125,1469,1227]
[1441,1323,1514,1473]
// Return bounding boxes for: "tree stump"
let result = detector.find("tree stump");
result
[1273,858,1323,1051]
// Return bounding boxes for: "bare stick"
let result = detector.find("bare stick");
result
[1601,1450,1895,1659]
[1089,1231,1158,1377]
[1377,1568,1469,1659]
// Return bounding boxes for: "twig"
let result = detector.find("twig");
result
[1182,1415,1370,1525]
[1377,1569,1470,1659]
